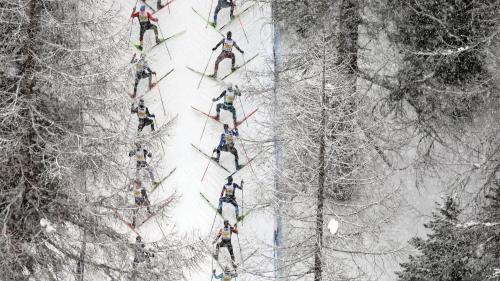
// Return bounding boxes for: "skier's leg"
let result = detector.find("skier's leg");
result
[147,73,153,89]
[229,105,237,123]
[146,165,155,183]
[133,74,141,97]
[230,146,239,168]
[139,25,146,48]
[218,197,224,210]
[227,243,235,262]
[149,118,155,131]
[152,25,159,43]
[230,52,236,70]
[214,242,221,259]
[230,2,235,18]
[215,103,223,119]
[213,3,222,24]
[213,53,224,76]
[230,198,239,218]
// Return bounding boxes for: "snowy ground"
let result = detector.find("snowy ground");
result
[118,0,274,279]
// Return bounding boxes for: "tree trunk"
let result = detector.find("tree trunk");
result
[314,31,328,281]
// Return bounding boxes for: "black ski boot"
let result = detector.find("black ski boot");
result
[217,208,222,215]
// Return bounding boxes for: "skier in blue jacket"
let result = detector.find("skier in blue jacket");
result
[212,123,240,170]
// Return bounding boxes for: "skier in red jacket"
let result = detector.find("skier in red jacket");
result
[131,4,160,50]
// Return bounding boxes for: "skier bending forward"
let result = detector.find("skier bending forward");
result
[131,53,156,97]
[218,176,243,220]
[131,99,156,132]
[212,82,241,126]
[213,219,239,267]
[213,267,238,280]
[130,4,160,50]
[211,0,235,27]
[211,31,244,78]
[213,123,240,170]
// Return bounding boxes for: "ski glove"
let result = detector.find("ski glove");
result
[240,50,244,54]
[212,47,216,51]
[147,152,152,158]
[212,98,218,102]
[151,114,155,118]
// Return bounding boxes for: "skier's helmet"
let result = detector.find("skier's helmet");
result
[223,219,229,225]
[139,99,145,107]
[135,142,141,148]
[223,123,229,130]
[227,82,233,90]
[139,4,146,11]
[227,176,233,183]
[224,266,230,273]
[226,31,232,39]
[136,235,142,242]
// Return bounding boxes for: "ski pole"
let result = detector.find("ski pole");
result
[128,1,139,44]
[237,92,248,127]
[234,5,249,43]
[200,102,214,140]
[154,74,167,117]
[238,139,256,177]
[158,25,172,60]
[201,150,215,181]
[198,51,214,89]
[236,233,243,266]
[241,180,244,226]
[206,0,215,28]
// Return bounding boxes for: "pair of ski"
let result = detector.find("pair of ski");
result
[129,29,186,53]
[186,53,258,82]
[113,168,177,232]
[191,144,256,176]
[200,192,251,223]
[131,68,175,100]
[191,3,255,34]
[191,106,258,128]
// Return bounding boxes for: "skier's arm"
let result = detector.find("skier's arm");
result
[212,91,225,102]
[131,11,139,18]
[234,182,242,190]
[212,39,224,51]
[147,12,158,22]
[213,272,223,279]
[146,108,155,118]
[231,128,239,137]
[131,105,138,114]
[213,229,222,242]
[234,85,241,96]
[232,225,239,234]
[130,53,137,64]
[220,186,226,197]
[233,41,244,54]
[129,150,135,157]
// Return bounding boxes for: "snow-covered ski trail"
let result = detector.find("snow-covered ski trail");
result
[121,0,274,279]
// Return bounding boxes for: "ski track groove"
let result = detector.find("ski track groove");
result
[120,0,274,279]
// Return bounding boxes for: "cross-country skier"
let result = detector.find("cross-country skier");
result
[211,31,244,78]
[212,123,240,170]
[129,180,152,226]
[131,99,156,132]
[131,53,156,98]
[212,267,238,280]
[211,0,235,27]
[213,219,238,267]
[133,235,154,268]
[130,4,160,50]
[212,83,241,126]
[218,176,243,220]
[129,143,157,184]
